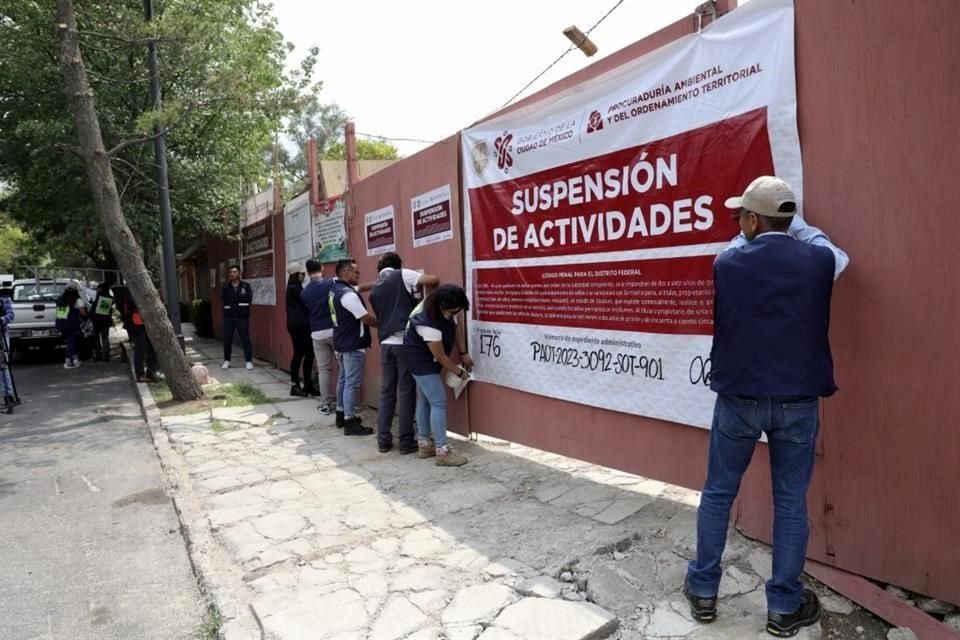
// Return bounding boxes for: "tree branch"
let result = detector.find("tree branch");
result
[55,142,83,157]
[76,30,150,46]
[106,128,170,156]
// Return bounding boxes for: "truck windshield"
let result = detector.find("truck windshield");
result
[13,283,66,303]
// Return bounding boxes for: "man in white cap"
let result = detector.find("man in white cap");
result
[684,176,848,638]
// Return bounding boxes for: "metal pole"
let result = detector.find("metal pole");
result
[144,0,183,348]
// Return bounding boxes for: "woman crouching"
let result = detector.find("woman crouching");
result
[398,284,473,467]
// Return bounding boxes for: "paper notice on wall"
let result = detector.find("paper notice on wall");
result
[284,191,314,266]
[365,205,396,256]
[412,184,454,248]
[461,0,800,429]
[241,217,276,306]
[314,195,349,263]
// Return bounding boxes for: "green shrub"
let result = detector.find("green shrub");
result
[192,299,213,337]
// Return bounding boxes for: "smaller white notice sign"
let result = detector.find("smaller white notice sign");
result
[411,184,453,248]
[364,205,396,256]
[283,191,313,266]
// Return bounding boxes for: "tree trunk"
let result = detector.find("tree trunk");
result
[55,0,202,401]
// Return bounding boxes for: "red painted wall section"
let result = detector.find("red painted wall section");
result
[468,0,960,605]
[346,135,469,435]
[737,0,960,605]
[206,234,238,344]
[205,212,291,369]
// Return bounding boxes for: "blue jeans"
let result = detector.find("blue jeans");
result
[412,373,448,449]
[64,329,79,359]
[687,394,820,614]
[223,316,253,362]
[336,351,365,419]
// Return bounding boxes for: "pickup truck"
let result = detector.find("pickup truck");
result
[7,278,75,352]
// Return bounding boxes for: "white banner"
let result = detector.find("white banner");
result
[283,191,314,266]
[461,0,799,429]
[364,205,396,257]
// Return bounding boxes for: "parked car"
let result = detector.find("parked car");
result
[7,278,75,352]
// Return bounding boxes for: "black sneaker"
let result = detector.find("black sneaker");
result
[335,410,345,428]
[378,442,393,453]
[290,385,308,397]
[683,577,717,623]
[398,442,419,455]
[343,417,373,436]
[767,589,822,637]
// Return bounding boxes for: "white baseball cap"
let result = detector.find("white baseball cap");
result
[286,262,305,276]
[724,176,797,218]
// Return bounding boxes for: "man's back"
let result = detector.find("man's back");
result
[369,269,416,343]
[710,234,837,398]
[301,277,334,332]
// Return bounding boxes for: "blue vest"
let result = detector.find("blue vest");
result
[221,281,252,318]
[369,269,415,343]
[400,307,457,376]
[300,277,334,332]
[710,234,837,398]
[331,281,371,352]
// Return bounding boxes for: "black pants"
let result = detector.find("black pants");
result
[129,326,157,376]
[94,324,111,361]
[287,325,314,387]
[223,316,253,362]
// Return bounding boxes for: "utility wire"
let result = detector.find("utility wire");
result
[500,0,626,109]
[354,131,439,145]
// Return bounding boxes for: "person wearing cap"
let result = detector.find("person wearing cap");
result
[285,262,316,397]
[684,176,848,637]
[221,265,254,370]
[368,252,440,454]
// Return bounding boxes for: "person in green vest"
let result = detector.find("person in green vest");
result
[55,281,89,369]
[92,281,115,362]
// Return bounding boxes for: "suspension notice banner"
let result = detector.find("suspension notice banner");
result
[461,0,801,428]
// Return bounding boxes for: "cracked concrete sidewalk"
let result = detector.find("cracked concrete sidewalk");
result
[139,331,884,640]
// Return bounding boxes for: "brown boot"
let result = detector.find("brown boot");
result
[435,447,468,467]
[417,439,436,459]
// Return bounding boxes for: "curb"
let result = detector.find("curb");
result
[123,342,263,640]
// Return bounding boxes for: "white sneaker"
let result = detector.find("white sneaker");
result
[245,362,254,370]
[221,360,230,369]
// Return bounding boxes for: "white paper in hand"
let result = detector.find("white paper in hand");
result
[445,370,471,399]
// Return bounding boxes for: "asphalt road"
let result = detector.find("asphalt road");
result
[0,354,203,640]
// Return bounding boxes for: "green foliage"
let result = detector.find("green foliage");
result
[195,606,222,640]
[0,212,46,275]
[0,0,318,269]
[190,299,213,337]
[324,139,400,161]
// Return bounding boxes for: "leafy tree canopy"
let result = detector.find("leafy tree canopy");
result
[0,0,319,270]
[324,138,400,161]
